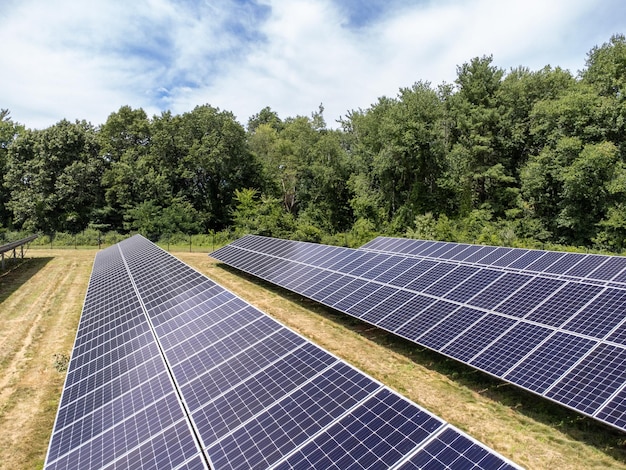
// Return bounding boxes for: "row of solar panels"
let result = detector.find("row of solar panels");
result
[362,237,626,286]
[211,235,626,433]
[45,235,519,469]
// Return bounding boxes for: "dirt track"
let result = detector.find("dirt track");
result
[0,250,93,469]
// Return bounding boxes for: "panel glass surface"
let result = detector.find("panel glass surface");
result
[47,234,519,470]
[546,344,626,415]
[211,234,626,434]
[504,332,598,394]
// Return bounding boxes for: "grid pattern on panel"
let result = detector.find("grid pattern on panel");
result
[398,427,518,470]
[211,234,626,434]
[362,236,626,286]
[113,235,519,469]
[44,244,206,470]
[47,235,519,470]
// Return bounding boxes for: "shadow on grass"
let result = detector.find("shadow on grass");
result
[217,263,626,464]
[0,257,54,304]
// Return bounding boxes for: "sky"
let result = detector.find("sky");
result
[2,0,625,130]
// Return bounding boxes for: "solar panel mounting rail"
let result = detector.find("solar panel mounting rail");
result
[44,235,519,469]
[210,234,626,434]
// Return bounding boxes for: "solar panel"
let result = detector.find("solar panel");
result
[362,236,626,286]
[45,235,518,470]
[211,235,626,434]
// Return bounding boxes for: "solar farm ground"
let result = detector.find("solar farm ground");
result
[1,248,626,469]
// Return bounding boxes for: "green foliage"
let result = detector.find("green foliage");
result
[53,353,69,373]
[4,120,103,233]
[2,35,626,252]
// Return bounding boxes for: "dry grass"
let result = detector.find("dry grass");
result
[2,248,626,469]
[0,250,93,470]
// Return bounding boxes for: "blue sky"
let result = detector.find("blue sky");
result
[2,0,625,129]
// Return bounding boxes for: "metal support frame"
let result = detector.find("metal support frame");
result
[0,234,38,270]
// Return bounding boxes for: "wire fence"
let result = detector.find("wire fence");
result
[0,230,235,253]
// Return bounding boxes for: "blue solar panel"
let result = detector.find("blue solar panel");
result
[467,272,532,310]
[347,285,400,318]
[504,332,598,394]
[388,260,438,288]
[525,251,565,271]
[398,427,518,470]
[378,295,437,332]
[424,265,480,297]
[442,315,517,363]
[394,301,459,341]
[546,344,626,415]
[363,236,626,285]
[523,283,603,327]
[596,387,626,429]
[542,252,584,274]
[492,277,565,318]
[444,269,502,303]
[404,263,456,293]
[211,235,626,435]
[418,307,485,350]
[360,290,416,324]
[507,250,547,269]
[373,257,419,284]
[44,247,206,470]
[470,323,553,376]
[275,389,445,470]
[47,235,519,469]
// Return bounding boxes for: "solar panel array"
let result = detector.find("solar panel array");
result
[45,235,518,470]
[361,237,626,286]
[211,235,626,433]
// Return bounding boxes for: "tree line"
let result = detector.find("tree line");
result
[2,35,626,251]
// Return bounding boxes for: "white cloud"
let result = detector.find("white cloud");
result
[0,0,620,129]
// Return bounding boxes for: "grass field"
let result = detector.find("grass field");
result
[1,248,626,469]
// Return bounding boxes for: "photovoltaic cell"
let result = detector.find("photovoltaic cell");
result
[394,301,458,341]
[504,332,598,394]
[454,244,491,262]
[507,250,546,269]
[46,235,518,470]
[490,249,527,267]
[424,265,480,297]
[596,387,626,429]
[360,289,416,325]
[363,236,626,285]
[275,389,445,470]
[347,285,400,319]
[378,295,436,332]
[417,307,485,350]
[442,315,517,363]
[211,234,626,435]
[467,272,531,311]
[438,243,471,260]
[523,283,603,327]
[546,344,626,415]
[373,257,417,284]
[493,277,565,318]
[44,247,206,470]
[444,269,502,303]
[588,256,626,281]
[398,427,517,470]
[388,260,438,288]
[543,252,585,275]
[526,252,565,272]
[470,323,553,377]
